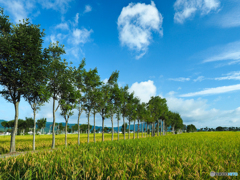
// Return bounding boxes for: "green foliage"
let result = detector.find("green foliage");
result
[187,124,197,132]
[36,118,46,130]
[121,123,128,134]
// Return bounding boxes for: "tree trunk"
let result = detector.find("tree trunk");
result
[102,116,104,142]
[128,120,130,139]
[123,116,125,140]
[152,123,154,137]
[137,120,139,139]
[65,119,68,147]
[87,113,90,144]
[147,124,148,137]
[94,113,96,143]
[111,115,114,141]
[10,101,20,153]
[163,120,165,135]
[33,109,36,151]
[142,122,143,138]
[77,107,81,145]
[52,98,56,149]
[172,125,175,135]
[133,119,135,139]
[118,119,119,141]
[157,119,159,136]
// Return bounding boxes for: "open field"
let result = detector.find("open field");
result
[0,132,239,179]
[0,132,154,155]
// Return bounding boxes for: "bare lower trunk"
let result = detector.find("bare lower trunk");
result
[160,119,162,135]
[52,99,56,149]
[157,120,159,136]
[87,113,90,144]
[123,116,125,140]
[111,115,114,141]
[118,119,119,141]
[147,124,149,137]
[163,120,165,135]
[137,120,139,139]
[172,125,175,135]
[102,117,104,142]
[94,113,96,143]
[10,101,19,153]
[65,119,68,147]
[77,107,81,145]
[128,120,130,139]
[33,109,36,151]
[152,123,154,137]
[142,122,143,138]
[133,120,135,139]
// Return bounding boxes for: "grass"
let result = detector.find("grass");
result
[0,132,239,179]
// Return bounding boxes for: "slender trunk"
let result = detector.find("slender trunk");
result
[137,120,139,139]
[157,120,159,136]
[160,119,162,135]
[52,98,56,149]
[94,113,96,143]
[152,123,153,137]
[33,108,36,151]
[142,122,143,138]
[163,120,165,135]
[147,124,148,137]
[111,115,114,141]
[172,125,175,135]
[128,120,130,139]
[65,119,68,147]
[118,119,119,141]
[123,116,125,140]
[102,116,104,142]
[77,106,81,145]
[87,113,90,144]
[133,119,135,139]
[10,101,19,152]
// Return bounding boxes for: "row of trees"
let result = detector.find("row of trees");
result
[0,8,184,153]
[198,126,240,131]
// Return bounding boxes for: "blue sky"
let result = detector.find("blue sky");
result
[0,0,240,129]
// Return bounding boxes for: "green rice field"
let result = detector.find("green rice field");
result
[0,132,239,179]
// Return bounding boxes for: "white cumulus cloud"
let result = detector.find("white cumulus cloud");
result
[117,1,163,59]
[194,76,205,82]
[55,23,69,30]
[69,28,93,45]
[174,0,220,24]
[128,80,157,103]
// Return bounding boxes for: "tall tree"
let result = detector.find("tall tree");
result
[58,64,81,147]
[44,41,69,149]
[83,68,102,144]
[73,58,86,145]
[120,85,130,140]
[136,102,146,139]
[96,71,118,142]
[125,92,139,139]
[0,9,51,152]
[106,71,120,141]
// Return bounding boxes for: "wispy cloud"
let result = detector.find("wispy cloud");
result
[180,84,240,97]
[169,77,190,82]
[209,0,240,28]
[201,40,240,64]
[55,23,69,30]
[215,71,240,80]
[174,0,221,24]
[194,76,204,82]
[69,28,93,45]
[38,0,73,14]
[84,5,92,13]
[117,1,163,59]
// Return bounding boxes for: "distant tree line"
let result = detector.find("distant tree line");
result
[198,126,240,132]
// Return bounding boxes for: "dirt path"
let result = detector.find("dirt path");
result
[0,148,58,160]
